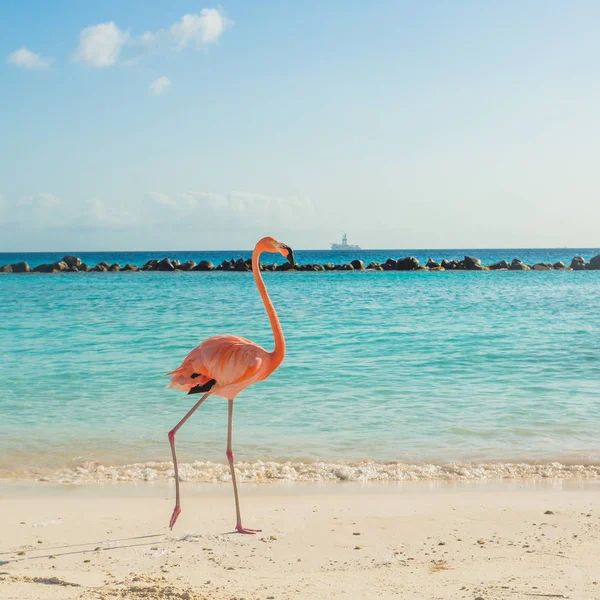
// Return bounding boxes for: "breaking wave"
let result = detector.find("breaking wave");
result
[2,459,600,484]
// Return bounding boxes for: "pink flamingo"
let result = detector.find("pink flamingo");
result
[165,236,294,533]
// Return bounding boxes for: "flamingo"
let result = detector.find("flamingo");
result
[165,236,294,533]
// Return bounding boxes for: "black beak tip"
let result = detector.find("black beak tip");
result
[285,246,295,265]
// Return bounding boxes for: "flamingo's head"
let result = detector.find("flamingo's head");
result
[258,236,295,265]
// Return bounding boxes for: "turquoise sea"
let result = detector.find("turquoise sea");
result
[1,248,599,483]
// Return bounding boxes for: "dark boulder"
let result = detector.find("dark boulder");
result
[122,264,139,271]
[339,263,354,270]
[260,263,276,271]
[33,263,54,273]
[172,259,181,268]
[108,263,121,272]
[396,256,419,271]
[193,260,215,271]
[276,262,297,271]
[382,258,397,271]
[488,260,510,270]
[323,263,335,271]
[178,260,196,271]
[216,260,233,271]
[570,256,586,271]
[62,255,81,268]
[426,258,440,269]
[93,264,108,272]
[53,261,69,272]
[234,260,251,271]
[463,256,483,271]
[157,258,175,272]
[68,266,79,272]
[11,261,30,273]
[587,254,600,270]
[351,259,365,270]
[532,263,553,270]
[0,264,12,273]
[441,259,462,270]
[79,263,91,272]
[553,261,567,270]
[142,259,158,271]
[367,262,383,270]
[509,258,530,271]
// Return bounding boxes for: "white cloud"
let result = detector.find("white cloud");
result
[179,191,316,230]
[169,7,232,48]
[146,191,176,206]
[73,8,232,69]
[149,76,171,96]
[72,22,130,67]
[6,47,54,70]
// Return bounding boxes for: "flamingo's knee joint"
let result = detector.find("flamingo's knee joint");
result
[226,449,234,462]
[168,430,176,444]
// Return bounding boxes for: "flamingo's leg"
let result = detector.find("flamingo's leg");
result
[168,392,210,529]
[227,399,261,534]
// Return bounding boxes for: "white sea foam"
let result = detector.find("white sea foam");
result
[2,460,600,484]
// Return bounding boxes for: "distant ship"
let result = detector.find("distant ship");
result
[331,233,361,251]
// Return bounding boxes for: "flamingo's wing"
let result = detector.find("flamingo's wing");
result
[166,335,265,393]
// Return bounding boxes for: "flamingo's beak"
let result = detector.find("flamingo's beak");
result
[283,245,295,265]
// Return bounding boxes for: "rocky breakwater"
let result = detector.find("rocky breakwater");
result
[2,253,600,273]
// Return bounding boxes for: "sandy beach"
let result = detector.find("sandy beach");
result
[1,481,599,600]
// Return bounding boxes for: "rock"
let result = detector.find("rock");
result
[142,259,158,271]
[122,264,138,271]
[587,254,600,270]
[441,259,462,270]
[323,263,335,270]
[396,256,419,271]
[79,263,91,272]
[367,262,382,270]
[157,258,175,272]
[570,256,586,271]
[93,264,108,272]
[97,261,110,270]
[276,262,296,271]
[0,264,13,273]
[532,263,553,270]
[61,255,81,268]
[10,261,31,273]
[463,256,483,270]
[178,260,196,271]
[426,258,440,269]
[172,259,181,268]
[382,258,397,271]
[68,266,79,272]
[429,266,444,271]
[552,261,566,270]
[488,260,510,270]
[235,261,251,272]
[108,263,120,272]
[351,259,365,270]
[193,260,215,271]
[53,261,69,272]
[216,260,233,271]
[509,258,530,270]
[33,263,53,273]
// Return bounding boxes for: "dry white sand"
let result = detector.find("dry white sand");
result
[1,481,599,599]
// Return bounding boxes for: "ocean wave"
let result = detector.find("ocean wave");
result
[2,459,600,484]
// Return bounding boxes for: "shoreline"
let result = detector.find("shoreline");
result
[3,458,600,485]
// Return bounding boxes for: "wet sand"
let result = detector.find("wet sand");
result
[1,481,599,599]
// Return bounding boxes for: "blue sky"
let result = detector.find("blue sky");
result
[1,1,599,250]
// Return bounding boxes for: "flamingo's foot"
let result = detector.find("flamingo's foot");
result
[169,506,182,530]
[235,525,262,534]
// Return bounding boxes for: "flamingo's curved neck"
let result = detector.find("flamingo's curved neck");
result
[252,245,285,366]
